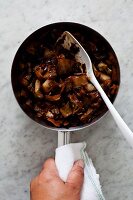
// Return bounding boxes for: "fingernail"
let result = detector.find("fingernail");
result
[75,159,84,168]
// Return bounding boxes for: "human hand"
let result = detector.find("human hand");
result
[30,158,84,200]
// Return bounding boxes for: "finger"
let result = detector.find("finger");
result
[40,158,64,185]
[42,158,59,176]
[66,159,84,190]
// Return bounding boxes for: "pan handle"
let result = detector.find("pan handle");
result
[58,131,71,147]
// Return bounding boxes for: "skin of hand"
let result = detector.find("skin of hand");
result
[30,158,84,200]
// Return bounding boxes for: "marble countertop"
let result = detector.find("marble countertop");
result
[0,0,133,199]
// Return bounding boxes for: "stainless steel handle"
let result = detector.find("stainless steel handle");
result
[58,131,71,147]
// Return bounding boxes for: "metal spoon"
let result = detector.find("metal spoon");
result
[59,31,133,148]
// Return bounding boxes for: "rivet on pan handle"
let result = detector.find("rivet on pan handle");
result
[58,131,71,147]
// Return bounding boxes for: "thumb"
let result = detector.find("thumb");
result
[66,159,84,190]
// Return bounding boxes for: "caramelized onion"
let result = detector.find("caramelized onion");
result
[47,118,62,127]
[72,75,88,87]
[20,75,31,86]
[45,94,61,101]
[60,102,72,118]
[35,80,41,93]
[42,79,58,93]
[34,65,45,80]
[35,64,57,80]
[97,62,108,71]
[84,83,96,92]
[100,73,111,81]
[57,54,74,75]
[46,111,54,118]
[80,108,93,123]
[69,94,83,114]
[43,65,57,79]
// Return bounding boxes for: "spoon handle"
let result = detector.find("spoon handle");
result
[92,77,133,148]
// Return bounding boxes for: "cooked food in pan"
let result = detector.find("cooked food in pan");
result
[17,30,119,127]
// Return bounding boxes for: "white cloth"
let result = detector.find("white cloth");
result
[55,142,105,200]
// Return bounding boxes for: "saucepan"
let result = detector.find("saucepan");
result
[11,22,120,146]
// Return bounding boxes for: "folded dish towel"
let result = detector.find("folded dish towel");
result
[55,142,105,200]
